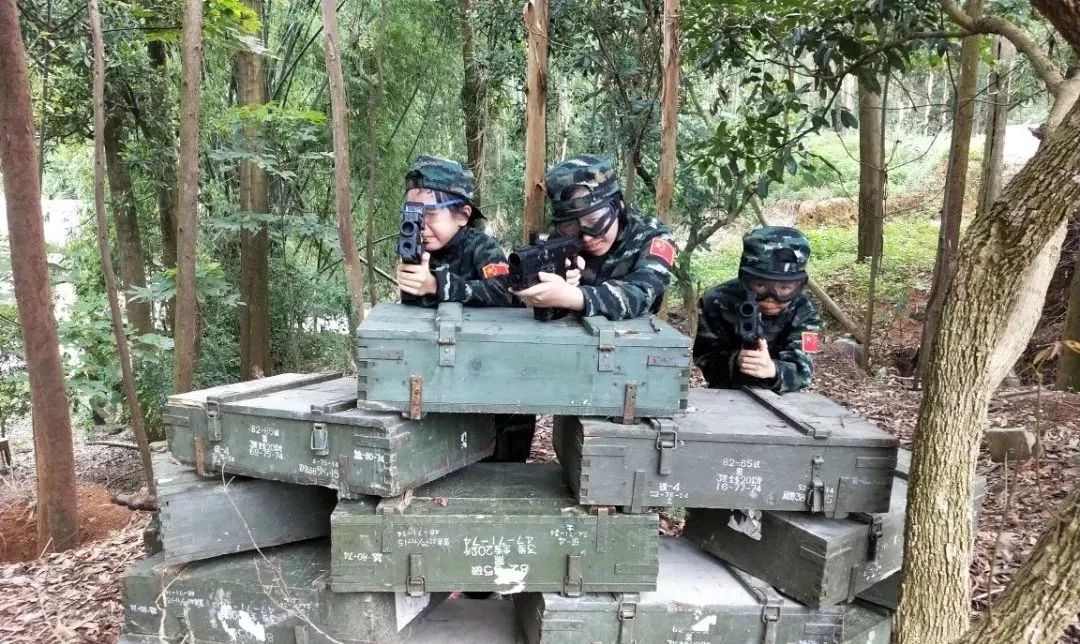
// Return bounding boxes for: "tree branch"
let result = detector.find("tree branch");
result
[938,0,1064,94]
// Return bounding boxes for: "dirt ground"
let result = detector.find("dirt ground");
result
[1,338,1079,642]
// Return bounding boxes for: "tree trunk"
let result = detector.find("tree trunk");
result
[522,0,549,243]
[321,0,366,326]
[236,0,271,381]
[655,0,679,226]
[924,72,935,134]
[366,0,387,308]
[1059,251,1080,390]
[954,482,1080,643]
[976,37,1014,219]
[459,0,485,209]
[0,0,78,553]
[914,0,984,388]
[89,0,156,499]
[895,92,1080,644]
[103,103,153,335]
[856,78,884,262]
[173,0,204,394]
[556,86,572,160]
[148,41,178,334]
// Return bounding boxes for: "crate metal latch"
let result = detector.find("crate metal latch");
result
[650,418,678,476]
[407,553,426,596]
[563,555,584,597]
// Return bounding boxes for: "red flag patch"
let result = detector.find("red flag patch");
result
[801,331,821,354]
[648,237,676,267]
[482,262,510,279]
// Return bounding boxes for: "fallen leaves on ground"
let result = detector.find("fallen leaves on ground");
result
[0,518,147,643]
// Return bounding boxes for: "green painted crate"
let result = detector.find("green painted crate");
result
[514,537,846,644]
[330,463,659,595]
[555,387,897,515]
[120,540,442,643]
[686,450,986,608]
[355,303,690,419]
[165,373,500,498]
[153,454,336,565]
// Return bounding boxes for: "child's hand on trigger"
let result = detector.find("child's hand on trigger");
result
[565,256,585,287]
[737,338,777,379]
[397,252,438,296]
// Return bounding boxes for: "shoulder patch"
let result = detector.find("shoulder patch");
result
[801,331,821,354]
[647,237,676,267]
[482,262,510,279]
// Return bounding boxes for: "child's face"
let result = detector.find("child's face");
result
[564,187,620,257]
[405,188,470,252]
[743,278,800,316]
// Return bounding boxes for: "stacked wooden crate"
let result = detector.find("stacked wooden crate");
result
[117,302,958,643]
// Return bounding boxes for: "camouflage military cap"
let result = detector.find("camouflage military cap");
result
[739,226,811,281]
[405,155,483,218]
[544,154,622,221]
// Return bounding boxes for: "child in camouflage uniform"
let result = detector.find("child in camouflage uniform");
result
[510,154,676,320]
[693,226,822,393]
[395,155,513,307]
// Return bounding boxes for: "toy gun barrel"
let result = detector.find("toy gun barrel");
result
[737,296,764,349]
[396,207,424,264]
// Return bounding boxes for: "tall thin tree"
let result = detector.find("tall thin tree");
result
[174,0,204,393]
[460,0,486,209]
[655,0,679,225]
[321,0,366,325]
[237,0,272,380]
[366,0,388,307]
[88,0,156,499]
[522,0,549,243]
[0,0,78,553]
[914,0,984,387]
[856,77,884,262]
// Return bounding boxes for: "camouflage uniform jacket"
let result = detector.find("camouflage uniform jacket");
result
[572,212,675,320]
[402,227,513,307]
[693,279,821,393]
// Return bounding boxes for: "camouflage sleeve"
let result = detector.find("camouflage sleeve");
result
[693,290,740,388]
[578,233,675,320]
[770,298,821,393]
[433,236,514,307]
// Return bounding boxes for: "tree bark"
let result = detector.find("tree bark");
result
[236,0,271,381]
[856,77,884,262]
[954,482,1080,643]
[148,41,178,334]
[655,0,679,226]
[914,0,984,387]
[366,0,387,308]
[321,0,366,325]
[0,0,78,553]
[459,0,485,209]
[173,0,204,394]
[976,37,1014,219]
[895,91,1080,644]
[522,0,549,243]
[89,0,157,499]
[103,101,153,335]
[1059,250,1080,390]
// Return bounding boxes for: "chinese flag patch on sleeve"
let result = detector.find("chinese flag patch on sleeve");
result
[482,262,510,279]
[801,331,821,354]
[647,237,676,267]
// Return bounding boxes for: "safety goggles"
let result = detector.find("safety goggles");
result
[554,203,618,239]
[401,198,466,220]
[740,276,805,303]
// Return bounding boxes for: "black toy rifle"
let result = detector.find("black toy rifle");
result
[396,202,424,264]
[737,291,764,349]
[508,235,582,321]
